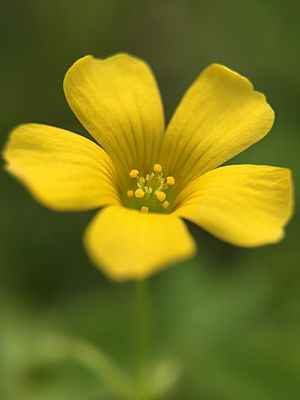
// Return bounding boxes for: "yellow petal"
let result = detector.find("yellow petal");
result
[3,124,119,211]
[161,64,274,192]
[64,54,165,184]
[175,165,293,246]
[84,206,196,281]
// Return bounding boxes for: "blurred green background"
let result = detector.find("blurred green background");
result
[0,0,299,399]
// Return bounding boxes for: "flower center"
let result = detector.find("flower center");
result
[124,164,175,213]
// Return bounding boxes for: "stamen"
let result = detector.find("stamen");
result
[129,169,139,178]
[162,201,169,209]
[166,176,175,186]
[153,164,162,173]
[126,165,175,213]
[135,188,145,199]
[127,190,134,198]
[156,191,166,202]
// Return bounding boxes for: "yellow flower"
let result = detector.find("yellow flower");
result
[3,54,293,281]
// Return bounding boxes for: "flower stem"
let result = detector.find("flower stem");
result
[134,279,149,398]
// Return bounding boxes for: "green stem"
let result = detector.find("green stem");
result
[134,279,149,398]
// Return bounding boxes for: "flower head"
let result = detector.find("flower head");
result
[3,54,293,280]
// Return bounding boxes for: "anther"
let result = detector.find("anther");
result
[135,188,145,199]
[141,206,149,213]
[153,164,162,173]
[129,169,139,178]
[156,191,166,202]
[166,176,175,186]
[162,201,169,209]
[127,190,134,198]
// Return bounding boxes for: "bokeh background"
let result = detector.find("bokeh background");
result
[0,0,299,399]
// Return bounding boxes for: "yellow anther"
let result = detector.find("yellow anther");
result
[135,188,145,199]
[153,164,162,173]
[141,206,149,213]
[156,191,166,202]
[127,190,134,198]
[129,169,139,178]
[166,176,175,186]
[162,201,170,209]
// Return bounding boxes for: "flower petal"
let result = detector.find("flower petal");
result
[175,165,293,246]
[64,54,165,183]
[160,64,274,192]
[84,206,196,281]
[3,124,119,211]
